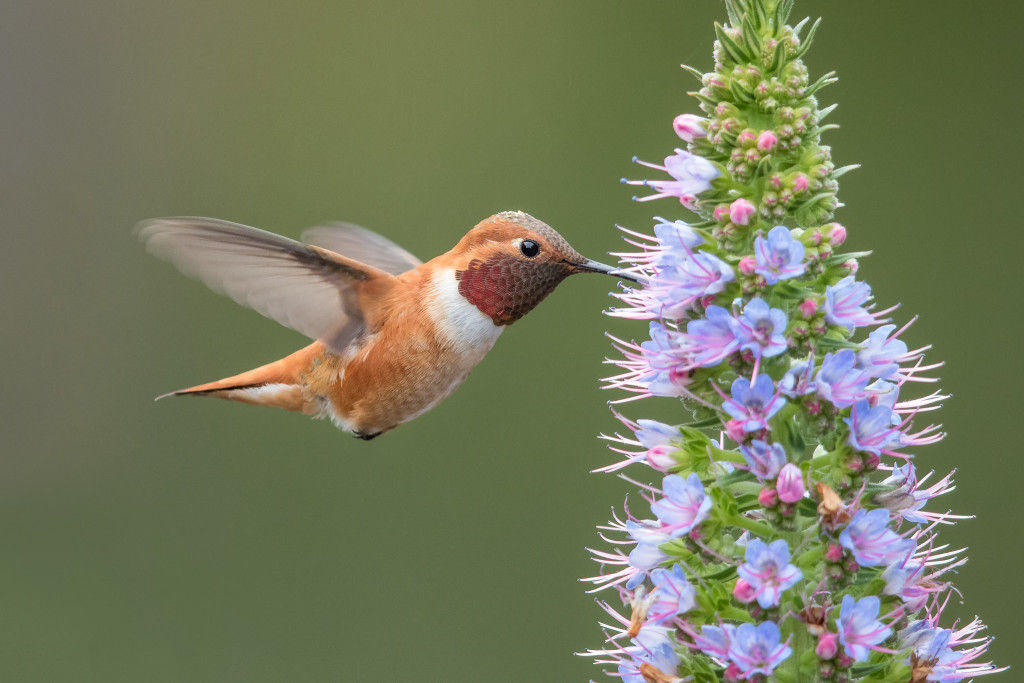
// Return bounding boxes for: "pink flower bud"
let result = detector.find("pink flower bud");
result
[829,223,847,246]
[724,664,744,682]
[736,129,757,146]
[837,654,854,669]
[672,113,707,142]
[798,298,818,319]
[842,258,859,274]
[805,399,821,415]
[776,463,805,503]
[646,446,677,471]
[791,173,809,192]
[816,632,840,659]
[738,256,757,276]
[733,578,758,604]
[725,418,747,442]
[729,198,756,226]
[758,487,779,508]
[825,544,844,563]
[756,130,778,151]
[713,204,730,223]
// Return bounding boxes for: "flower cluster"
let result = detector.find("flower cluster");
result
[584,1,1002,681]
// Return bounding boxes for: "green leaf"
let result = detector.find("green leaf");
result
[681,63,705,81]
[831,163,861,178]
[793,17,823,59]
[805,71,839,96]
[768,39,787,75]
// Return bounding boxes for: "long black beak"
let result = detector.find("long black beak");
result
[574,258,640,283]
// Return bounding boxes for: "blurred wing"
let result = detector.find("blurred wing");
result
[138,217,394,353]
[301,222,422,275]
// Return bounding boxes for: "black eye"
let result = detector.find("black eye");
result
[520,239,540,258]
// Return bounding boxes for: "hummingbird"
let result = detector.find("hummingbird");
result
[139,211,636,439]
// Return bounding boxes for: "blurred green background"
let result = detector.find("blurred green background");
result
[2,1,1021,680]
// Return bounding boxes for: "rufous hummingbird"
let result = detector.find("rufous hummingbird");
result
[139,211,636,439]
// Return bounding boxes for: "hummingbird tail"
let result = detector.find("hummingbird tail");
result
[155,342,325,413]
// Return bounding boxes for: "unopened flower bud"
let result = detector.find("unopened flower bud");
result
[798,298,818,319]
[736,129,757,147]
[776,463,805,503]
[758,486,779,508]
[756,130,778,151]
[672,114,706,142]
[727,258,757,281]
[744,148,761,165]
[725,418,747,443]
[729,198,756,226]
[733,577,758,603]
[816,632,840,659]
[791,173,809,192]
[713,204,730,223]
[842,258,859,274]
[828,223,847,246]
[724,664,744,682]
[825,544,844,563]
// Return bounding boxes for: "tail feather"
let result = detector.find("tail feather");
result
[157,342,325,413]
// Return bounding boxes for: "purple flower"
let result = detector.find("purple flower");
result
[722,375,787,432]
[617,625,681,683]
[736,539,803,608]
[651,473,712,538]
[779,357,816,397]
[625,149,720,206]
[648,564,697,622]
[740,440,787,480]
[857,324,909,380]
[815,349,872,408]
[754,225,806,284]
[824,276,878,331]
[686,306,739,366]
[694,624,735,662]
[644,247,735,318]
[839,508,915,567]
[640,322,693,398]
[633,419,681,470]
[876,464,961,525]
[844,398,901,456]
[652,216,704,251]
[900,620,1005,682]
[730,297,788,358]
[727,621,793,677]
[836,595,892,662]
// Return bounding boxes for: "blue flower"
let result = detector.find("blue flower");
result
[730,297,788,358]
[625,149,720,206]
[652,217,703,251]
[754,225,806,284]
[686,306,739,366]
[815,349,872,408]
[693,624,735,661]
[844,398,900,455]
[651,473,712,538]
[647,249,735,318]
[857,324,909,380]
[640,322,692,398]
[727,621,792,677]
[836,595,892,662]
[839,508,915,567]
[824,276,877,331]
[723,374,787,432]
[739,440,787,480]
[779,357,816,397]
[617,625,681,683]
[736,539,803,608]
[648,564,697,622]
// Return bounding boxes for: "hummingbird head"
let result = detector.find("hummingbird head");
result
[451,210,635,326]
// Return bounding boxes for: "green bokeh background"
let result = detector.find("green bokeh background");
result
[2,1,1021,680]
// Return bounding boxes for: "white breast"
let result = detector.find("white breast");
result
[428,268,504,357]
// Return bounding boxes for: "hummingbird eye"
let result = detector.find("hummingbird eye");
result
[519,239,540,258]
